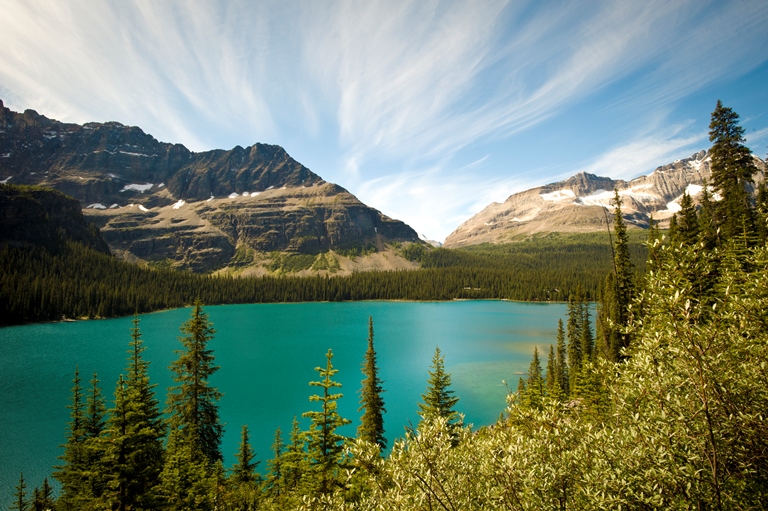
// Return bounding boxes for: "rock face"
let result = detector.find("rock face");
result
[445,151,766,247]
[0,100,420,271]
[0,184,110,254]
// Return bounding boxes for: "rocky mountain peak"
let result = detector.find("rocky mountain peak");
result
[445,150,765,248]
[0,101,421,272]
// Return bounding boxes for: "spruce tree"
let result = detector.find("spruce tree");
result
[281,416,306,493]
[708,100,757,242]
[358,316,386,449]
[523,346,544,409]
[264,427,284,498]
[11,473,27,511]
[102,315,166,510]
[54,367,89,510]
[166,300,223,464]
[418,346,460,426]
[580,304,594,363]
[302,349,351,494]
[597,190,635,361]
[697,182,719,249]
[545,344,557,398]
[675,191,699,246]
[755,180,768,244]
[555,318,569,398]
[567,293,584,390]
[232,425,258,484]
[31,479,54,511]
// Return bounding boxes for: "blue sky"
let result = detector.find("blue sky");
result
[1,0,767,242]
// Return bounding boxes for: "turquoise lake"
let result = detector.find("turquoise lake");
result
[0,300,570,504]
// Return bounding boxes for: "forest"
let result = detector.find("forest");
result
[0,226,647,326]
[6,101,768,510]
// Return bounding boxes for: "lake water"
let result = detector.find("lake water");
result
[0,300,569,504]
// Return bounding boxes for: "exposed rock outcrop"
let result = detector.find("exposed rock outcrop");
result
[0,100,421,271]
[445,150,765,247]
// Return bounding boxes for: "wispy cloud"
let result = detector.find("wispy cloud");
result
[1,0,766,240]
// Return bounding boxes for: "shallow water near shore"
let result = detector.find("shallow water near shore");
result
[0,300,572,503]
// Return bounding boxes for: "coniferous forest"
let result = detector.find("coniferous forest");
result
[5,102,768,510]
[0,226,647,326]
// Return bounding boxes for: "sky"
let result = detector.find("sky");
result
[1,0,767,242]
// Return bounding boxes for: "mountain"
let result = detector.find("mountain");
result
[445,150,766,248]
[0,183,110,254]
[0,100,421,272]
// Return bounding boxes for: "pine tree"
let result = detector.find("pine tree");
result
[11,473,27,511]
[264,427,284,498]
[166,300,223,464]
[101,315,166,510]
[358,316,386,449]
[418,346,460,426]
[545,344,557,397]
[756,180,768,244]
[675,191,700,246]
[281,416,306,493]
[232,425,258,484]
[708,100,758,242]
[597,190,635,361]
[555,318,569,398]
[580,304,594,363]
[523,346,544,409]
[567,292,584,391]
[228,425,260,511]
[31,479,54,511]
[698,182,720,249]
[158,428,218,511]
[302,349,351,494]
[81,372,107,504]
[54,367,90,510]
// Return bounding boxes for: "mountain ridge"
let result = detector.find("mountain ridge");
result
[445,150,765,247]
[0,100,421,272]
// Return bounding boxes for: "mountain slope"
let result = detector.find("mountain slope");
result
[0,100,421,271]
[445,150,766,247]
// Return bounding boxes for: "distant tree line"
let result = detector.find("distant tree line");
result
[0,230,647,326]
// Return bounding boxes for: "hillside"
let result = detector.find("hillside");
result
[0,100,421,272]
[446,150,766,247]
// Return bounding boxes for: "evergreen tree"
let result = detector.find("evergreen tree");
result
[101,315,166,510]
[54,367,90,510]
[84,371,106,438]
[31,479,54,511]
[566,292,584,391]
[675,191,700,246]
[545,344,557,397]
[302,349,351,495]
[232,425,258,484]
[80,372,107,505]
[264,427,284,498]
[756,180,768,244]
[523,346,544,409]
[228,425,260,511]
[166,300,223,464]
[708,100,758,242]
[158,428,219,511]
[281,416,306,493]
[598,190,635,361]
[580,304,594,363]
[697,182,719,249]
[418,346,460,426]
[358,316,387,449]
[11,473,27,511]
[555,318,569,398]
